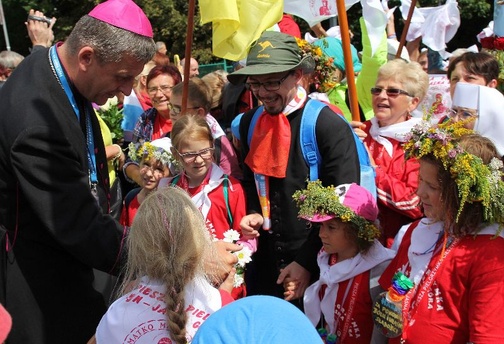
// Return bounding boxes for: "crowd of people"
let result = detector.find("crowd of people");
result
[1,0,504,343]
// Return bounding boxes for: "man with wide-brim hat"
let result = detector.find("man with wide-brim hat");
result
[227,31,315,85]
[230,31,360,305]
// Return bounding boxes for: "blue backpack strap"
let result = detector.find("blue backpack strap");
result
[352,131,371,167]
[247,106,264,146]
[345,125,376,199]
[300,99,327,181]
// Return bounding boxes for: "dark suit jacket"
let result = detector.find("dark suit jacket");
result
[0,47,125,343]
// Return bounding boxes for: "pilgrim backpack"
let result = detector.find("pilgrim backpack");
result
[247,99,377,198]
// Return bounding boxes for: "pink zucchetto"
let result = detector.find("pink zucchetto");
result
[88,0,153,38]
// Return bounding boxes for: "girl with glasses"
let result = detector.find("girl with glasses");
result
[160,115,256,299]
[169,77,242,180]
[352,59,429,248]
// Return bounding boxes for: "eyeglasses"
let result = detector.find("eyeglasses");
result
[448,108,479,120]
[245,73,292,92]
[168,103,200,115]
[174,147,214,163]
[370,87,413,97]
[147,85,174,95]
[139,164,166,176]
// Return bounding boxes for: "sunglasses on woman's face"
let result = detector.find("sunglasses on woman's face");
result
[370,87,413,97]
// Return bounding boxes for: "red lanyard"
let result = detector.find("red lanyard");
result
[331,273,364,342]
[401,237,461,339]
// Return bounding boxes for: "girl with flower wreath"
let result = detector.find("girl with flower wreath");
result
[120,138,175,227]
[159,115,256,299]
[376,120,504,343]
[293,181,395,344]
[94,187,235,344]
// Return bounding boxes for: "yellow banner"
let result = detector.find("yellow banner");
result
[199,0,283,61]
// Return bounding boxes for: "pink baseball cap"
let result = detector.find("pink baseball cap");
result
[88,0,153,38]
[304,183,378,223]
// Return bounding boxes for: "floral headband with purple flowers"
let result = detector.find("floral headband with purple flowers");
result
[403,119,504,224]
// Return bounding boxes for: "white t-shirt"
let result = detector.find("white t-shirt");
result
[96,275,223,344]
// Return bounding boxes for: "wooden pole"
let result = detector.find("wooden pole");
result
[396,0,417,59]
[181,0,196,112]
[335,0,359,121]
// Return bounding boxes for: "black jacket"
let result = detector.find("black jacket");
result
[239,101,360,297]
[0,47,125,343]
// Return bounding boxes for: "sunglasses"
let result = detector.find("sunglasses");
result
[370,87,413,97]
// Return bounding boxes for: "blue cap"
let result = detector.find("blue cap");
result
[313,37,362,73]
[231,113,244,140]
[191,295,321,344]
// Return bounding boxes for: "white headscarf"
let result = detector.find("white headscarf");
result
[452,83,504,157]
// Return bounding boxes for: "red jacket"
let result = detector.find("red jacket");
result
[363,121,423,247]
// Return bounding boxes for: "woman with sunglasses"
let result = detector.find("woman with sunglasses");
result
[160,115,256,299]
[123,65,182,186]
[353,59,429,248]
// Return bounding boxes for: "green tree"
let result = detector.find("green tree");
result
[0,0,494,61]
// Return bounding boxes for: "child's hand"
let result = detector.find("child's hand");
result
[277,262,311,301]
[240,213,263,239]
[350,121,367,141]
[283,279,298,301]
[218,268,236,294]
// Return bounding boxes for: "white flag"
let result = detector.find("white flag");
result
[284,0,386,56]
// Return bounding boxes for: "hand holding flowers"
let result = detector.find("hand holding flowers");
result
[222,229,253,288]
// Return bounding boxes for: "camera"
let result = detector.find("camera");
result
[27,14,52,26]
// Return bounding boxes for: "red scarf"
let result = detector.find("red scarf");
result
[152,114,172,140]
[245,112,291,178]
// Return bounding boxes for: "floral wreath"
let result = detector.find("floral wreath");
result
[292,180,381,243]
[295,37,337,93]
[128,140,177,167]
[403,119,504,225]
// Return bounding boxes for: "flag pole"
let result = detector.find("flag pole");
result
[336,0,359,121]
[181,0,196,112]
[0,0,11,51]
[395,0,417,59]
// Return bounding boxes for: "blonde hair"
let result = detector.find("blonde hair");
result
[171,115,213,152]
[121,187,214,344]
[172,77,212,112]
[377,59,430,102]
[202,70,228,110]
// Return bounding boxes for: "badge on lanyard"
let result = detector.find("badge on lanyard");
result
[372,272,413,338]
